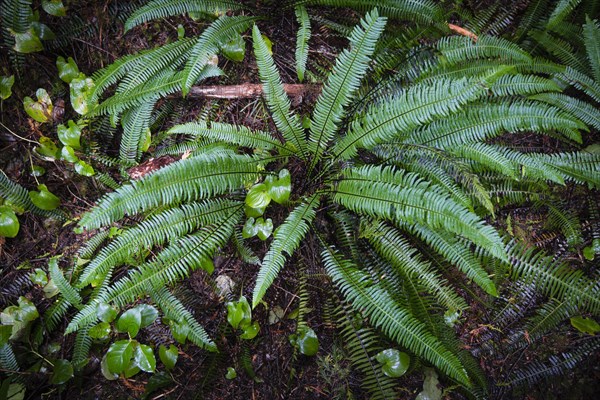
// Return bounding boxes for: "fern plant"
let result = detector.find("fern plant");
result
[59,7,600,396]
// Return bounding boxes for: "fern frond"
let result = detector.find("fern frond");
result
[515,299,576,348]
[513,0,549,42]
[558,66,600,102]
[308,9,386,168]
[507,242,600,314]
[48,258,82,307]
[78,199,242,287]
[305,0,444,25]
[150,286,217,351]
[333,77,494,160]
[120,101,154,163]
[407,224,498,296]
[529,92,600,130]
[583,16,600,83]
[232,228,260,265]
[168,120,289,154]
[333,165,507,261]
[437,35,532,64]
[545,202,583,246]
[366,221,468,310]
[72,327,93,371]
[530,151,600,188]
[408,100,584,149]
[0,343,20,377]
[295,5,311,82]
[321,246,471,386]
[489,74,561,97]
[0,170,65,220]
[182,16,255,96]
[252,195,319,307]
[546,0,582,30]
[124,0,245,32]
[253,24,309,159]
[78,153,261,230]
[529,30,588,73]
[43,297,71,333]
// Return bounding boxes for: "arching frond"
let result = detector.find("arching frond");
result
[124,0,245,32]
[529,30,588,73]
[529,92,600,130]
[436,35,532,64]
[321,246,471,386]
[252,24,309,159]
[308,9,387,167]
[546,0,582,30]
[530,151,600,187]
[182,16,255,96]
[252,195,319,308]
[120,101,154,163]
[295,5,311,82]
[489,74,561,97]
[78,153,261,230]
[558,66,600,102]
[333,165,507,260]
[583,16,600,83]
[48,258,82,307]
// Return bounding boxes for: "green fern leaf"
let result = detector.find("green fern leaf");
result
[295,5,311,82]
[333,165,507,261]
[529,92,600,130]
[120,101,154,163]
[559,66,600,102]
[437,35,532,64]
[308,9,386,168]
[489,74,561,97]
[252,195,319,308]
[48,257,82,307]
[182,16,255,96]
[124,0,245,32]
[546,0,582,30]
[253,24,309,159]
[583,16,600,83]
[78,153,261,230]
[0,170,65,220]
[321,246,471,386]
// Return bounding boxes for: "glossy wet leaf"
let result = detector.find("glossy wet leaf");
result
[226,296,252,330]
[0,206,19,238]
[221,33,245,62]
[137,304,158,328]
[31,21,55,40]
[29,184,60,210]
[134,343,156,373]
[56,56,79,83]
[169,320,189,344]
[100,354,118,380]
[29,268,48,286]
[74,160,95,176]
[255,218,273,241]
[0,75,14,100]
[261,34,273,54]
[124,357,141,378]
[31,165,46,177]
[292,326,319,356]
[0,297,39,340]
[106,340,134,374]
[444,308,461,327]
[96,302,118,323]
[240,321,260,339]
[70,74,95,115]
[43,279,59,298]
[375,348,410,378]
[116,308,142,338]
[245,183,271,209]
[158,344,178,370]
[140,128,151,152]
[89,322,111,339]
[225,367,237,379]
[570,316,600,335]
[265,169,291,204]
[0,325,12,346]
[143,372,173,398]
[13,28,43,53]
[60,145,79,163]
[42,0,67,17]
[583,246,595,260]
[24,89,53,122]
[57,120,82,148]
[50,359,73,385]
[244,204,266,218]
[177,24,185,39]
[35,137,59,160]
[416,368,442,400]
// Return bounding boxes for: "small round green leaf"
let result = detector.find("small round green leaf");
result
[570,316,600,335]
[24,96,49,122]
[0,75,14,100]
[294,326,319,356]
[221,33,245,62]
[375,348,410,378]
[261,34,273,54]
[245,183,271,209]
[89,322,111,340]
[13,28,43,53]
[60,145,79,163]
[35,137,59,160]
[116,308,142,338]
[57,120,82,149]
[29,184,60,210]
[31,165,46,177]
[70,74,95,115]
[74,160,95,176]
[0,206,20,238]
[136,304,159,328]
[225,367,237,379]
[265,169,291,204]
[240,321,260,340]
[226,296,252,330]
[96,302,118,323]
[101,354,118,380]
[42,1,67,17]
[29,268,48,286]
[56,56,79,83]
[244,204,266,218]
[169,320,189,344]
[134,343,156,373]
[242,217,258,239]
[158,344,178,370]
[106,340,134,374]
[50,359,73,385]
[255,218,273,241]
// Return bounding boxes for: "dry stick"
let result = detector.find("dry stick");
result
[170,83,322,100]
